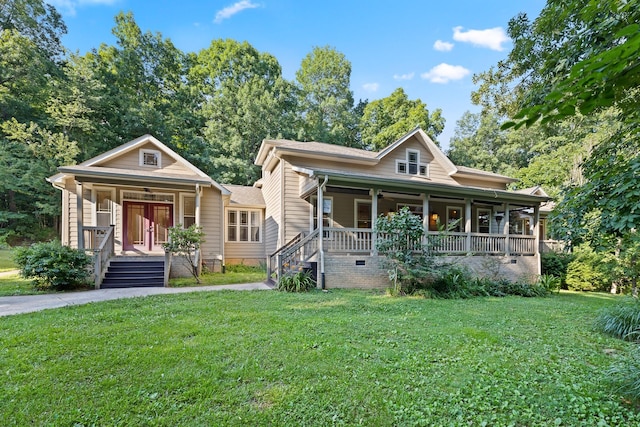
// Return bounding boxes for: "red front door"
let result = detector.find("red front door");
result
[124,202,173,251]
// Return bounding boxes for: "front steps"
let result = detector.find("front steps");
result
[101,257,165,288]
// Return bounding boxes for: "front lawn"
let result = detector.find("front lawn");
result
[0,249,16,271]
[1,290,638,425]
[169,264,266,287]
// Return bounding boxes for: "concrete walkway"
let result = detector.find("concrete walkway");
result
[0,282,272,317]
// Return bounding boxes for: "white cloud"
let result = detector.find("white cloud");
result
[47,0,118,16]
[214,1,260,24]
[433,40,454,52]
[420,63,470,84]
[393,72,415,81]
[362,83,380,92]
[452,26,510,51]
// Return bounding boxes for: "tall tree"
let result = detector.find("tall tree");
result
[359,88,444,150]
[86,12,192,154]
[190,39,297,184]
[295,46,356,145]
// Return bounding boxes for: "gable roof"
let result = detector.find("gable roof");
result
[48,135,229,194]
[223,184,265,208]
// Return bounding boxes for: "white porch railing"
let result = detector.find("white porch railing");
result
[320,228,537,255]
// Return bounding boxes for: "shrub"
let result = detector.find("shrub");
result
[163,224,204,284]
[13,241,92,291]
[565,245,609,291]
[606,345,640,404]
[594,298,640,342]
[541,251,574,288]
[538,274,561,294]
[277,270,315,292]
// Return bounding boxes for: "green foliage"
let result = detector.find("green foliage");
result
[606,345,640,405]
[163,224,204,284]
[375,207,431,295]
[276,270,315,292]
[566,245,609,292]
[13,240,91,290]
[295,46,357,146]
[537,274,561,294]
[541,251,575,288]
[594,298,640,342]
[359,88,445,150]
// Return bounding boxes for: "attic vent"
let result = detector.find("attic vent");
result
[140,149,161,167]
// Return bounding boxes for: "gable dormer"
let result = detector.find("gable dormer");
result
[395,148,430,177]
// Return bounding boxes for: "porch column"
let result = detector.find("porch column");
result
[371,187,378,256]
[317,176,328,289]
[75,180,84,249]
[194,184,201,226]
[422,194,429,246]
[194,184,202,274]
[504,204,510,255]
[534,204,541,274]
[465,199,472,253]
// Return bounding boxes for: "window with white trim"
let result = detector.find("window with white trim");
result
[182,195,196,228]
[477,208,491,234]
[447,206,463,232]
[396,149,429,177]
[94,188,115,226]
[226,209,261,242]
[139,149,161,168]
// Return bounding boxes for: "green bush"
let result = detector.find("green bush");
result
[541,251,574,288]
[13,241,92,291]
[606,345,640,404]
[538,274,561,293]
[594,298,640,342]
[565,246,609,292]
[277,270,315,292]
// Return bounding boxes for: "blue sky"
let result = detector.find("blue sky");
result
[47,0,545,148]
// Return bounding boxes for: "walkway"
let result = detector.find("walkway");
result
[0,282,272,317]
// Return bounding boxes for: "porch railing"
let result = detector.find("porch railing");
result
[269,230,319,283]
[83,226,115,288]
[321,228,537,256]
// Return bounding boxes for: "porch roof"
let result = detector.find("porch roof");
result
[53,165,224,191]
[296,167,551,205]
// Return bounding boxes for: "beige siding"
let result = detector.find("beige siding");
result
[262,160,282,255]
[283,161,311,241]
[200,186,223,262]
[454,177,506,190]
[225,241,265,265]
[100,142,194,175]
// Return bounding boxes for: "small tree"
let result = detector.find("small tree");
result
[375,207,433,295]
[163,224,204,284]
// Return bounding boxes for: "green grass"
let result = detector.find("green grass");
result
[169,264,266,287]
[0,273,39,296]
[0,249,16,271]
[1,290,639,425]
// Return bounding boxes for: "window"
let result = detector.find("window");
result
[139,149,161,167]
[396,149,428,177]
[227,209,261,242]
[447,206,463,232]
[477,208,491,234]
[182,195,196,228]
[311,196,333,237]
[95,189,115,226]
[355,200,372,228]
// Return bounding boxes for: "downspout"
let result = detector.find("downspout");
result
[318,174,328,289]
[195,184,201,275]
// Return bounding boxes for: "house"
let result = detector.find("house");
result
[255,127,551,288]
[49,128,551,289]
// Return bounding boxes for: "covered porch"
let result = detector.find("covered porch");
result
[270,169,551,287]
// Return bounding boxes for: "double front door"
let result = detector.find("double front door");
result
[124,202,172,251]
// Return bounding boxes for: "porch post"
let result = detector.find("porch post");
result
[75,180,84,249]
[317,176,327,289]
[465,198,472,253]
[534,204,541,274]
[371,187,378,256]
[504,204,510,256]
[422,194,429,247]
[194,184,202,274]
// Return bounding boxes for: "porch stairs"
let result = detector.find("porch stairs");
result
[100,257,165,288]
[268,230,319,286]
